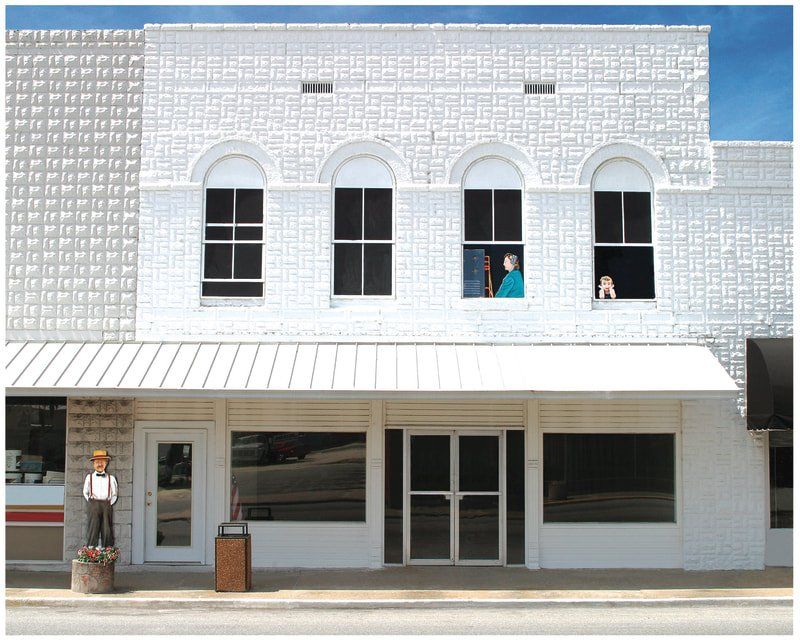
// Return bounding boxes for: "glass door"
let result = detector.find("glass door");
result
[456,433,502,565]
[407,433,453,564]
[144,430,206,562]
[405,430,503,566]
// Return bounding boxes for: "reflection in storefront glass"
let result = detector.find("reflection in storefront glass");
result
[230,432,366,522]
[156,442,192,546]
[543,433,675,523]
[5,398,66,486]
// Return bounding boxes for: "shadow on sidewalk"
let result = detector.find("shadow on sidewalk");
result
[6,566,793,594]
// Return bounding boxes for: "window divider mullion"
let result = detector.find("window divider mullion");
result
[361,189,366,295]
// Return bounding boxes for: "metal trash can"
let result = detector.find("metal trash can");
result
[215,522,252,592]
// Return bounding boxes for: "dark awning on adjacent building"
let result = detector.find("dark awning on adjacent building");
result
[747,338,793,431]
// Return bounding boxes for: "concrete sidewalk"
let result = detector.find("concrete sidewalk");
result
[6,566,793,608]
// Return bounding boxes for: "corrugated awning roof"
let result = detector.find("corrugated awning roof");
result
[5,341,739,398]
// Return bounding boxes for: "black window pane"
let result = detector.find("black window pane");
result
[235,189,264,224]
[410,435,450,491]
[206,189,234,224]
[334,188,363,240]
[623,192,652,243]
[235,226,263,241]
[410,495,451,559]
[384,429,404,564]
[594,191,623,243]
[364,188,392,240]
[6,398,67,484]
[202,281,263,297]
[464,190,493,241]
[363,244,392,296]
[494,190,522,241]
[594,246,655,299]
[458,496,499,561]
[506,430,525,564]
[333,243,362,295]
[459,435,499,492]
[233,244,262,279]
[230,432,366,521]
[204,243,232,279]
[543,433,675,523]
[770,431,793,528]
[205,226,233,240]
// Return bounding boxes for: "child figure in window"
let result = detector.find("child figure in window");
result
[495,253,524,298]
[598,275,617,299]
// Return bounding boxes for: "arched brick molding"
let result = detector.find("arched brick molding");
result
[317,139,412,184]
[189,139,282,184]
[447,141,539,188]
[577,142,670,187]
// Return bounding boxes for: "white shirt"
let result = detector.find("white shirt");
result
[83,471,118,505]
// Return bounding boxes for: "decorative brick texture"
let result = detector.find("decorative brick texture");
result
[682,399,766,569]
[64,398,134,564]
[6,29,144,341]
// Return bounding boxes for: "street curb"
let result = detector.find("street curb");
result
[6,596,793,610]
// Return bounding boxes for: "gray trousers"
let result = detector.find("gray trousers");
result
[85,499,114,547]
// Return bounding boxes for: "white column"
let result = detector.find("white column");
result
[525,399,540,569]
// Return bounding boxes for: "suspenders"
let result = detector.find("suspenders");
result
[89,473,112,501]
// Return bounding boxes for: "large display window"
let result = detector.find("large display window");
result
[230,431,366,521]
[6,397,67,486]
[543,433,675,523]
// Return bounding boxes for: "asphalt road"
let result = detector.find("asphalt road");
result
[6,601,792,635]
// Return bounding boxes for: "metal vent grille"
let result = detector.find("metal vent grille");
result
[302,82,333,94]
[524,82,556,95]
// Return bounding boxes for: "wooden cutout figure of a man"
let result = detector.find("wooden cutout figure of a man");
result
[83,449,118,547]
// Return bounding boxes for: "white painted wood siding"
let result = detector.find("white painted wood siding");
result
[385,400,525,427]
[134,398,217,421]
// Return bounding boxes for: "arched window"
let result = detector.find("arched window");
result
[462,158,524,298]
[332,157,393,296]
[202,156,265,298]
[592,160,655,300]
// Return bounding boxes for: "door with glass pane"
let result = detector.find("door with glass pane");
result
[144,431,206,562]
[406,430,503,566]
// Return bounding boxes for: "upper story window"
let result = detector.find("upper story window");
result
[333,157,394,297]
[593,160,654,300]
[462,158,524,298]
[202,156,265,298]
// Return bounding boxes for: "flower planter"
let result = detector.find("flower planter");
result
[70,559,115,594]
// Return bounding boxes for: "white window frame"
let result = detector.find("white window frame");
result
[201,155,266,300]
[591,158,657,303]
[460,156,525,300]
[331,155,396,300]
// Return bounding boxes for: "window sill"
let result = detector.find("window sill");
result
[200,297,264,308]
[453,298,529,311]
[592,299,657,311]
[330,297,396,309]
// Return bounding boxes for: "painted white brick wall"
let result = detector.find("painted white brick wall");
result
[6,29,144,340]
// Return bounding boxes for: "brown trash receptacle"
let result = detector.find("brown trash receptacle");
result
[215,522,252,592]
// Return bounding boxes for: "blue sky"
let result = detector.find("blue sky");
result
[6,4,793,141]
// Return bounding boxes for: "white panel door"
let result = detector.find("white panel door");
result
[144,430,206,562]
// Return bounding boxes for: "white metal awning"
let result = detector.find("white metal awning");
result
[4,341,739,399]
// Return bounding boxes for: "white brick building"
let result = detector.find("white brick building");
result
[5,24,792,571]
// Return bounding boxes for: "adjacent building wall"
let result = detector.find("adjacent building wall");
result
[6,29,144,341]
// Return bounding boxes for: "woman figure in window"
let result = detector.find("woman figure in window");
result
[495,253,524,298]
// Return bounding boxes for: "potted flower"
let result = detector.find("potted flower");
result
[70,546,120,594]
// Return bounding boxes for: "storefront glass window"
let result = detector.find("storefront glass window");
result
[769,431,793,528]
[230,431,366,521]
[6,397,67,485]
[543,433,675,522]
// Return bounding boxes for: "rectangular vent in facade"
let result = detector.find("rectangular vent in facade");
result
[524,82,556,95]
[302,82,333,94]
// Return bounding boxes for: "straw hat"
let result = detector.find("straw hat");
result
[89,449,112,461]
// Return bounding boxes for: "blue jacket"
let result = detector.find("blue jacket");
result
[495,269,524,298]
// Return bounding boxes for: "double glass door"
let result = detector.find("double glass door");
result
[406,431,503,565]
